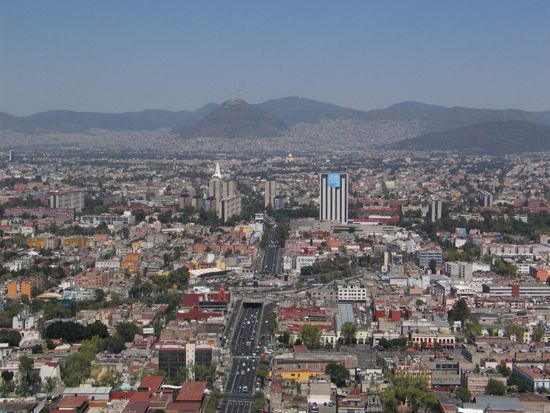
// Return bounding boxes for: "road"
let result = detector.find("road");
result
[220,304,263,413]
[261,227,282,276]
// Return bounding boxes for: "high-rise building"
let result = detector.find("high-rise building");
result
[49,191,85,212]
[217,194,242,223]
[428,199,443,222]
[264,179,278,208]
[208,162,240,222]
[478,191,493,207]
[8,150,14,162]
[319,172,348,224]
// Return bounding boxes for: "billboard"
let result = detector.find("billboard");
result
[327,173,341,188]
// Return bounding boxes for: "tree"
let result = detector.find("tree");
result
[0,379,15,397]
[0,330,22,347]
[506,325,526,343]
[532,325,545,343]
[325,363,350,387]
[486,379,506,396]
[195,363,216,384]
[17,356,40,396]
[100,334,126,354]
[382,373,438,413]
[341,322,357,345]
[94,289,105,302]
[89,320,109,339]
[300,325,321,350]
[278,332,290,345]
[497,364,511,377]
[464,321,482,339]
[266,311,277,334]
[42,377,58,396]
[456,386,471,403]
[204,389,222,413]
[63,352,92,387]
[447,299,470,325]
[98,371,122,388]
[116,322,141,342]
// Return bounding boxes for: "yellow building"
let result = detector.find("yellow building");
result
[63,237,89,249]
[280,370,324,383]
[122,252,140,273]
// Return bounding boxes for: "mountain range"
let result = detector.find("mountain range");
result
[2,96,550,153]
[387,120,550,155]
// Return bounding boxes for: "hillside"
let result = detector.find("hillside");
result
[388,120,550,154]
[179,98,287,139]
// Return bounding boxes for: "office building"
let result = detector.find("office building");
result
[81,211,135,226]
[264,179,278,208]
[478,191,494,207]
[217,194,242,223]
[49,191,85,213]
[319,172,348,224]
[8,150,14,162]
[418,247,443,268]
[208,162,241,222]
[158,344,213,378]
[428,199,443,222]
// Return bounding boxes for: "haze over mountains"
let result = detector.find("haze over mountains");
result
[1,96,550,153]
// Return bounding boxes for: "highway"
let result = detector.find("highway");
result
[261,227,281,276]
[220,304,263,413]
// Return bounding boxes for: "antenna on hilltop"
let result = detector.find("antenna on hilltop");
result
[230,86,243,102]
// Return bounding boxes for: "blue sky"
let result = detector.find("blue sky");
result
[1,0,550,115]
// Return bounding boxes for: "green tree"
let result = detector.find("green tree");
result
[532,325,545,343]
[116,322,142,342]
[341,322,357,345]
[456,386,471,403]
[63,352,92,386]
[447,299,470,324]
[17,356,40,396]
[42,377,58,396]
[204,389,222,413]
[194,363,216,384]
[382,373,437,413]
[464,321,482,339]
[300,325,321,350]
[506,325,526,343]
[0,330,22,347]
[0,379,15,397]
[486,379,506,395]
[266,311,278,334]
[89,320,109,339]
[325,363,350,387]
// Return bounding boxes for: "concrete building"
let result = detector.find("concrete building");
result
[338,285,368,302]
[428,199,443,222]
[264,179,278,208]
[319,172,348,224]
[49,191,85,212]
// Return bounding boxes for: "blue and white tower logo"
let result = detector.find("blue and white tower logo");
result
[327,173,341,188]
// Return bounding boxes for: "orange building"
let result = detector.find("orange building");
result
[6,281,32,299]
[533,268,549,283]
[122,252,140,273]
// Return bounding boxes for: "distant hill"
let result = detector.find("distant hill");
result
[179,98,287,139]
[388,120,550,154]
[2,98,550,149]
[0,104,218,133]
[257,96,364,125]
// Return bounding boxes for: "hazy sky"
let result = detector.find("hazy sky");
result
[1,1,550,115]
